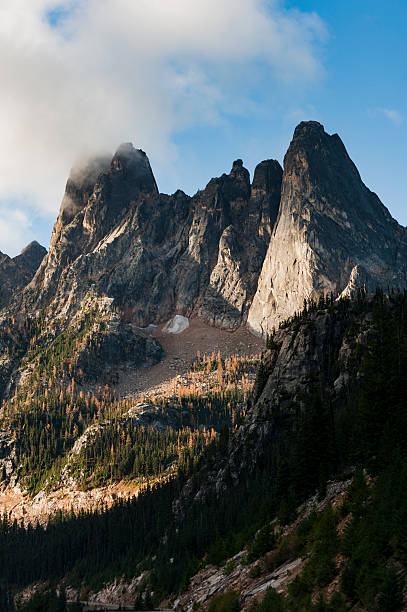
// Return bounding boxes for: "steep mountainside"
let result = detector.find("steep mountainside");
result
[1,290,407,611]
[1,122,407,610]
[0,241,46,308]
[18,121,407,338]
[248,121,407,333]
[27,146,282,329]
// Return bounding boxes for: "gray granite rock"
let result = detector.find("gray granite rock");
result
[17,121,407,336]
[27,147,282,328]
[248,121,407,334]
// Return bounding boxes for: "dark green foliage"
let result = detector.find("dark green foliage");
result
[208,590,241,612]
[301,504,339,587]
[339,456,407,610]
[4,384,117,494]
[265,331,280,351]
[286,575,311,609]
[247,524,277,562]
[248,564,262,579]
[0,307,109,493]
[254,289,407,610]
[0,478,179,597]
[377,567,404,612]
[248,588,285,611]
[284,505,342,609]
[74,423,209,488]
[254,361,268,401]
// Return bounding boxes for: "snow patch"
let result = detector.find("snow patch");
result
[163,315,189,334]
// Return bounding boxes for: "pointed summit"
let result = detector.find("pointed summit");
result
[248,121,407,334]
[15,241,47,273]
[292,119,325,137]
[0,241,46,308]
[30,144,159,300]
[111,143,158,195]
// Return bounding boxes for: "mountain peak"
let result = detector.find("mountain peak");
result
[111,143,158,195]
[20,240,46,257]
[283,119,364,190]
[0,241,46,307]
[229,158,250,195]
[293,120,325,136]
[59,155,112,226]
[115,142,137,155]
[252,159,283,192]
[21,122,407,337]
[248,121,407,334]
[14,241,47,272]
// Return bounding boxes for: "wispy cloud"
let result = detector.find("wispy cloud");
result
[380,108,404,125]
[0,0,326,253]
[370,107,404,126]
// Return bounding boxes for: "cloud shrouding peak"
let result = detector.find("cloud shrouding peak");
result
[0,0,326,254]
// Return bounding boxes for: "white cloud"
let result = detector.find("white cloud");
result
[379,108,404,126]
[0,204,35,257]
[370,107,404,126]
[0,0,326,253]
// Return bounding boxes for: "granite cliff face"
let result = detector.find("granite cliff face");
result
[16,120,407,335]
[28,146,282,328]
[0,241,46,308]
[248,121,407,333]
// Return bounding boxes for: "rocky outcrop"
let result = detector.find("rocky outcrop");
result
[174,297,373,515]
[0,431,15,482]
[175,478,351,612]
[13,241,47,274]
[28,145,158,307]
[248,121,407,333]
[72,312,163,384]
[0,241,46,308]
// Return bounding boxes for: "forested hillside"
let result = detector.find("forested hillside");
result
[0,301,256,497]
[1,289,406,610]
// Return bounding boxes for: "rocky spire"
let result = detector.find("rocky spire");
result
[112,143,158,195]
[29,145,159,299]
[248,121,407,334]
[26,149,282,327]
[23,122,407,332]
[251,159,283,237]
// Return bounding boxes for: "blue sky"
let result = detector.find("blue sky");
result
[0,1,405,255]
[171,0,406,216]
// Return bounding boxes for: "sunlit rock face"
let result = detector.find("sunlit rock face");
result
[27,146,282,328]
[248,121,407,334]
[21,121,407,333]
